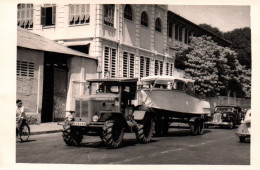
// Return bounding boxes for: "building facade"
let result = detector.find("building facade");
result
[17,4,229,122]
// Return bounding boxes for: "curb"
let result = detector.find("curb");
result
[30,129,63,135]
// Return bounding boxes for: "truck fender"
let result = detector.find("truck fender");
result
[99,111,125,122]
[133,110,146,120]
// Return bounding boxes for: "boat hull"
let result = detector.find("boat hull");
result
[137,89,210,115]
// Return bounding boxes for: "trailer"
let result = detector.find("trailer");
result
[136,75,211,136]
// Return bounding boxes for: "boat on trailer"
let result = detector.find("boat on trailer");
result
[135,75,211,136]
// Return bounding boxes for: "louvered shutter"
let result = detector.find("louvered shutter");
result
[104,47,110,74]
[129,54,135,78]
[69,5,75,22]
[159,61,163,75]
[146,58,150,77]
[52,5,56,25]
[123,52,128,77]
[140,56,144,78]
[111,48,116,77]
[41,7,46,26]
[166,63,169,75]
[155,60,159,75]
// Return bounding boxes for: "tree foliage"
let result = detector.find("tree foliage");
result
[198,24,251,69]
[175,35,251,98]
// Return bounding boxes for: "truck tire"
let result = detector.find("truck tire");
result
[101,119,125,149]
[136,115,153,143]
[190,119,204,135]
[62,125,83,146]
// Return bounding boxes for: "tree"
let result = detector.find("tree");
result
[223,28,251,69]
[199,24,224,38]
[175,35,251,98]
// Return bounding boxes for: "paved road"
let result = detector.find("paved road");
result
[16,125,250,164]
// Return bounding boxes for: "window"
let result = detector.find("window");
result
[155,18,162,32]
[140,56,150,78]
[155,60,163,75]
[41,4,56,26]
[123,52,135,78]
[104,47,117,77]
[17,4,33,29]
[124,5,133,21]
[141,11,148,27]
[69,4,90,25]
[175,25,179,40]
[168,22,172,38]
[17,60,34,78]
[104,4,115,27]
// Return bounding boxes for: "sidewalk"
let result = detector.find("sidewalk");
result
[29,122,63,135]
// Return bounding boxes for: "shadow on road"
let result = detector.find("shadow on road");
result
[79,138,158,149]
[16,139,37,143]
[153,128,212,138]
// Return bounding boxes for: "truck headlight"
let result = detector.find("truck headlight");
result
[223,114,227,117]
[93,115,99,122]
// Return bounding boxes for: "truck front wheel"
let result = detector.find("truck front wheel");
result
[62,125,83,146]
[101,119,125,149]
[136,115,153,143]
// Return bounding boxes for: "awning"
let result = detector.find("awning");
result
[17,27,96,60]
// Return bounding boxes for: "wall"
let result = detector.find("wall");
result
[66,56,97,112]
[207,96,251,114]
[17,48,44,118]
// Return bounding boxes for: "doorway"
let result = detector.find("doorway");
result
[41,53,68,122]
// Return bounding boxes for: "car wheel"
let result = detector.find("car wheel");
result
[239,136,246,142]
[229,120,235,129]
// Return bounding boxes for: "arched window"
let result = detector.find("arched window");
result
[141,11,148,27]
[124,5,133,20]
[155,18,162,32]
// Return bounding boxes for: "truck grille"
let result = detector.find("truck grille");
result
[213,114,222,122]
[75,100,88,117]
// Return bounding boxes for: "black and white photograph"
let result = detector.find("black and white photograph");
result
[0,0,259,169]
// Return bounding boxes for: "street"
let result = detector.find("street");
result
[16,125,250,165]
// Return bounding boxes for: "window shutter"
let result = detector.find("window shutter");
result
[17,61,21,76]
[159,61,163,75]
[140,56,144,78]
[155,60,158,75]
[52,5,56,25]
[129,54,135,78]
[28,62,34,77]
[166,63,169,75]
[170,64,173,76]
[111,48,116,77]
[41,7,46,26]
[104,47,110,74]
[146,58,150,77]
[69,5,75,22]
[123,52,128,77]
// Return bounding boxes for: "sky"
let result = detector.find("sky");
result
[168,5,251,32]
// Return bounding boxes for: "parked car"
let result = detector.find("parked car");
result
[236,109,251,142]
[205,105,242,129]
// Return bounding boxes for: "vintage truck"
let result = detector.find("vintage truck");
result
[60,78,153,149]
[60,76,211,148]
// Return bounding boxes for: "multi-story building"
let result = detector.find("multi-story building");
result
[17,4,230,122]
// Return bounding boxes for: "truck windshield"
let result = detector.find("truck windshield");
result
[91,82,120,94]
[215,107,234,113]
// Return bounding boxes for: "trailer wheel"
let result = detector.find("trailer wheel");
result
[136,115,153,143]
[62,125,83,146]
[197,121,204,135]
[154,116,169,136]
[190,123,198,135]
[101,119,125,149]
